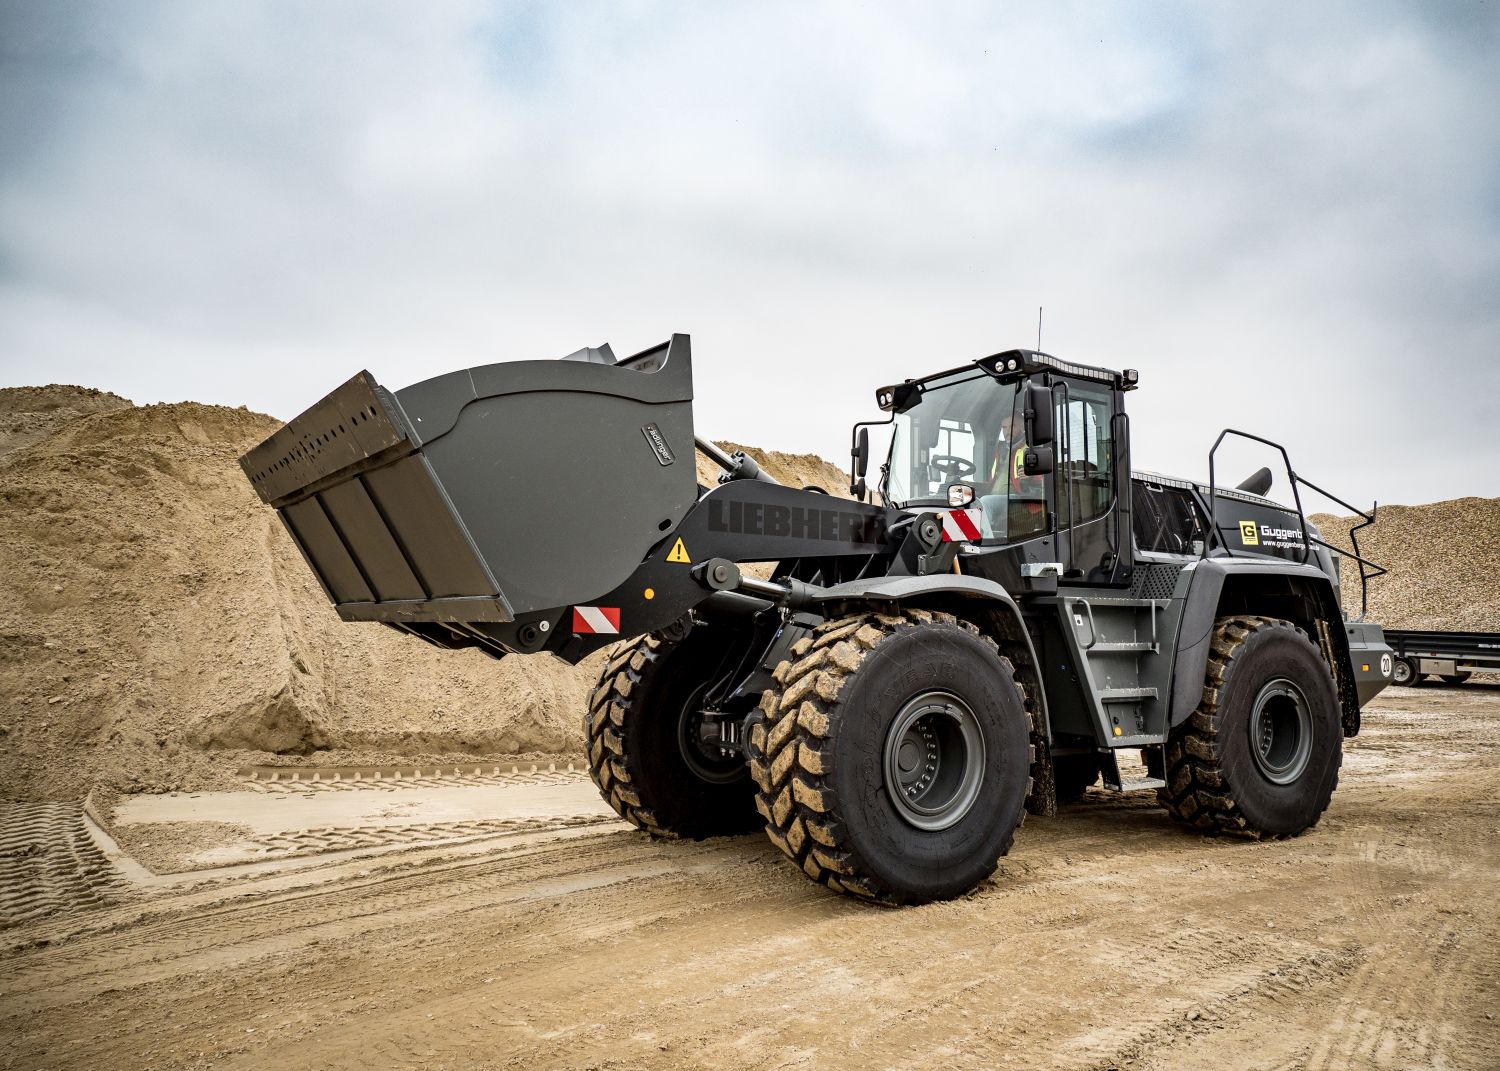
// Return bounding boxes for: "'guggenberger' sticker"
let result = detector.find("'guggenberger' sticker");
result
[1239,518,1307,551]
[640,423,676,466]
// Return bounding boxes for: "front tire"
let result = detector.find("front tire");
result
[585,632,760,839]
[1441,672,1471,686]
[1392,657,1417,686]
[1158,616,1343,838]
[748,609,1033,904]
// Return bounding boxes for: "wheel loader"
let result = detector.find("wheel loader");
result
[241,334,1393,904]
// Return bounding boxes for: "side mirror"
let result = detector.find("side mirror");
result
[1023,444,1054,476]
[1025,382,1054,446]
[849,426,870,499]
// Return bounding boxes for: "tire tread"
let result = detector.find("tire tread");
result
[584,634,671,836]
[1156,615,1340,839]
[746,608,1034,904]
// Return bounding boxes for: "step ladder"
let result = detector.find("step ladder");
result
[1058,595,1169,749]
[1099,744,1167,792]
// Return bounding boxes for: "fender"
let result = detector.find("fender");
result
[810,574,1050,736]
[1170,557,1357,731]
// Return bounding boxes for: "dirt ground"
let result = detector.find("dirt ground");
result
[3,682,1496,1071]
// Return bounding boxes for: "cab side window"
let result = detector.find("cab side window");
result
[1056,386,1114,524]
[1133,482,1201,554]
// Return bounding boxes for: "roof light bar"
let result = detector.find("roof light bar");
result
[977,350,1140,391]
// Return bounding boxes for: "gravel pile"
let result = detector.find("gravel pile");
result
[1310,497,1500,632]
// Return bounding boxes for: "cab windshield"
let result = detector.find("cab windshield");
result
[883,372,1047,543]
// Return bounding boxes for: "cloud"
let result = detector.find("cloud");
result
[1,0,1496,508]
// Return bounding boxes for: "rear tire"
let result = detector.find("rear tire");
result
[1158,616,1342,838]
[747,609,1033,904]
[1441,672,1471,686]
[1053,754,1101,803]
[1392,657,1417,686]
[585,632,760,839]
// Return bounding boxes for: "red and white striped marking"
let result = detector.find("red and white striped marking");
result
[940,508,983,543]
[571,606,621,634]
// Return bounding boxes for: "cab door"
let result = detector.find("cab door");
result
[1051,378,1130,585]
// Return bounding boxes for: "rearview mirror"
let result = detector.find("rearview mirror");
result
[1023,444,1054,477]
[1025,382,1054,446]
[849,426,870,499]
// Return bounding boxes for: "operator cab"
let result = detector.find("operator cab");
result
[872,350,1139,588]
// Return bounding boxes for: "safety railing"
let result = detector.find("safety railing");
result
[1205,428,1387,620]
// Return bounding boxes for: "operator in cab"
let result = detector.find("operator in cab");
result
[992,412,1047,542]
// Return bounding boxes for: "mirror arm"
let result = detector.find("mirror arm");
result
[849,415,894,502]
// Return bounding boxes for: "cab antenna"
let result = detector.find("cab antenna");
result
[1037,306,1043,351]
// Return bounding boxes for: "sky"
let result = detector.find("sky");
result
[2,1,1497,510]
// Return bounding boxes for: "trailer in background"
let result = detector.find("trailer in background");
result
[1385,630,1500,686]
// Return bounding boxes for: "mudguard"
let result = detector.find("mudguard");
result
[1170,557,1389,735]
[807,573,1051,735]
[1343,619,1395,708]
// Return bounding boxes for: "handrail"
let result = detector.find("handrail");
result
[1301,528,1387,621]
[1071,598,1099,650]
[1049,380,1075,574]
[1206,428,1312,566]
[1204,428,1385,619]
[1110,409,1131,581]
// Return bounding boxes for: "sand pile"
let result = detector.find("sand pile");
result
[0,387,851,802]
[0,393,597,800]
[697,441,850,494]
[1311,497,1500,632]
[0,385,132,464]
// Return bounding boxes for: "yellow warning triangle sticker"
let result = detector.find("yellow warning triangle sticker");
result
[666,537,692,564]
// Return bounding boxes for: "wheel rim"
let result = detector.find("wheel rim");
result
[1392,659,1412,684]
[882,691,986,831]
[1248,678,1313,785]
[677,683,743,785]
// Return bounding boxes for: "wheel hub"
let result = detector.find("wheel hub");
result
[677,684,744,785]
[1248,678,1313,785]
[883,691,985,831]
